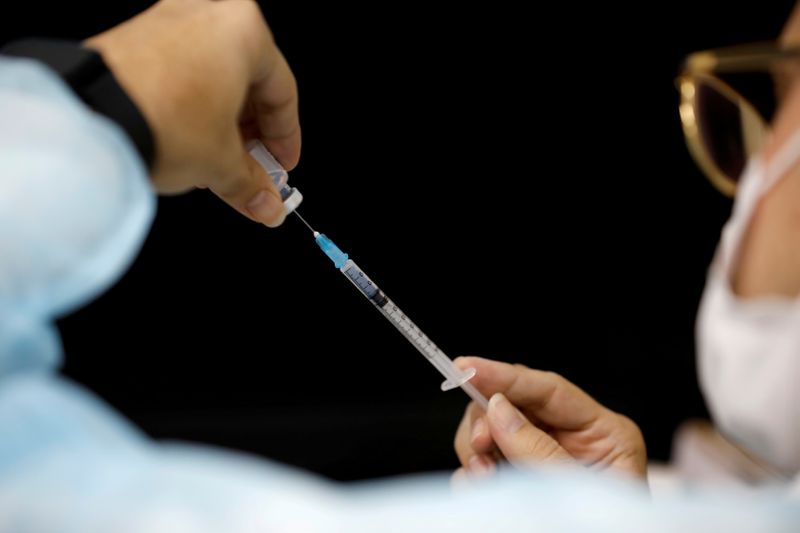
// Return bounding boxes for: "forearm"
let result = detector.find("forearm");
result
[0,56,154,364]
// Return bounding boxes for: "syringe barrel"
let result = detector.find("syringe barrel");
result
[339,259,467,386]
[340,259,388,307]
[314,235,487,407]
[246,139,303,213]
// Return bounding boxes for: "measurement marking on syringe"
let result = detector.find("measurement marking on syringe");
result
[311,229,489,410]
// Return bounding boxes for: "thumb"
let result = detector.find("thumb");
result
[209,137,286,227]
[486,393,574,466]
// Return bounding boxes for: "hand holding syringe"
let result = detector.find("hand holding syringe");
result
[248,140,488,410]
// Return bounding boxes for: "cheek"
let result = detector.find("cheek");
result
[780,5,800,49]
[764,81,800,161]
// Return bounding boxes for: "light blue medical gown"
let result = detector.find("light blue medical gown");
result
[0,57,798,532]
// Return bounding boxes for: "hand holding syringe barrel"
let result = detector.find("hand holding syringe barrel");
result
[248,140,489,410]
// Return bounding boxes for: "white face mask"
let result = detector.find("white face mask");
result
[697,131,800,477]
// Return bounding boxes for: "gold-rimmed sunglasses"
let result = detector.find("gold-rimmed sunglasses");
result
[678,42,800,196]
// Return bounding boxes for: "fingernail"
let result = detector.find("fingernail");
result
[246,190,285,227]
[471,417,486,444]
[488,393,525,433]
[468,455,495,476]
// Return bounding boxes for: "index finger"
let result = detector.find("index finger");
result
[233,1,301,169]
[454,356,603,431]
[250,48,301,170]
[454,401,494,466]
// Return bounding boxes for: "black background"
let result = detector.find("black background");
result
[2,1,795,481]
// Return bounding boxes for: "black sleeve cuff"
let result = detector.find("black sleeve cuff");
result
[2,38,156,170]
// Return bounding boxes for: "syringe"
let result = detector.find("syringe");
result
[245,139,487,409]
[294,211,489,411]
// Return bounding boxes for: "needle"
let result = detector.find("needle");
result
[293,210,315,234]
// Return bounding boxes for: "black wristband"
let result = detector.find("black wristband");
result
[2,38,156,169]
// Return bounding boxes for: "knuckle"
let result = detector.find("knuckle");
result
[542,370,562,382]
[527,433,560,460]
[542,370,568,391]
[617,413,645,441]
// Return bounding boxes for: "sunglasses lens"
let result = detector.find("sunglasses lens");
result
[694,78,767,193]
